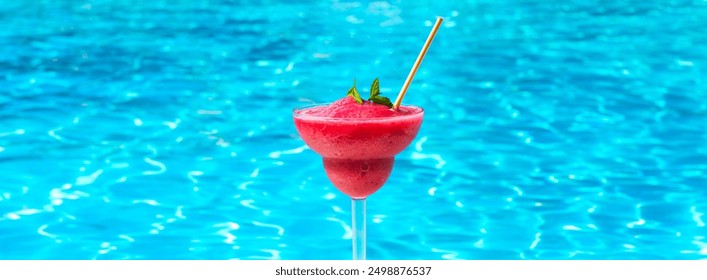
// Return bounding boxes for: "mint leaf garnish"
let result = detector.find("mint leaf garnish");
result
[347,79,364,104]
[368,77,393,108]
[370,78,380,98]
[370,95,393,108]
[345,78,394,108]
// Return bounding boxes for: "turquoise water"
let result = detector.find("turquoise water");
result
[2,0,707,260]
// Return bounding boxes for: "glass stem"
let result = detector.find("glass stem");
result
[351,198,366,260]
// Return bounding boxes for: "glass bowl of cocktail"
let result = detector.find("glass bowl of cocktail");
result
[292,17,443,260]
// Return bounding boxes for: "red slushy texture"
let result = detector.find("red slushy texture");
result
[293,97,423,198]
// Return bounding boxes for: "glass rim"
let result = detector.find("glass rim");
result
[292,102,424,121]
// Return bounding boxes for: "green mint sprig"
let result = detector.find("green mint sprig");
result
[345,78,394,108]
[368,78,393,108]
[347,79,364,104]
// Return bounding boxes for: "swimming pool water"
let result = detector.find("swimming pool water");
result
[1,0,706,260]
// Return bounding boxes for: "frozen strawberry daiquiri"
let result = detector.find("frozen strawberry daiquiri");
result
[293,78,424,261]
[293,96,423,198]
[293,16,442,261]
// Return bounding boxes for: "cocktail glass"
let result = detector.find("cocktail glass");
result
[293,104,424,260]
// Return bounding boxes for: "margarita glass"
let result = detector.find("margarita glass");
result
[293,15,442,260]
[293,98,423,260]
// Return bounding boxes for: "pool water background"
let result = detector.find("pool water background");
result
[1,0,706,260]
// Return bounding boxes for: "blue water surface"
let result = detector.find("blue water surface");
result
[1,0,707,260]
